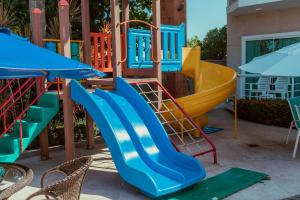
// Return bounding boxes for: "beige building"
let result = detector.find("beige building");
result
[227,0,300,70]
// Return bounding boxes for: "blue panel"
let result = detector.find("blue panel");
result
[127,23,185,72]
[138,36,143,63]
[145,36,151,61]
[169,32,175,60]
[70,78,205,198]
[128,30,137,68]
[162,32,168,59]
[71,42,80,61]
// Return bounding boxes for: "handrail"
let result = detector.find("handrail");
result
[0,79,16,94]
[16,80,56,151]
[0,78,56,148]
[119,20,160,64]
[0,78,33,112]
[0,79,39,120]
[118,20,159,30]
[118,23,128,65]
[43,38,84,43]
[0,77,59,153]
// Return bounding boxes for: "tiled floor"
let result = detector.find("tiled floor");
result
[12,109,300,200]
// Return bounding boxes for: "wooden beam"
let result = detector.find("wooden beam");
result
[39,126,49,160]
[86,78,115,86]
[121,0,129,76]
[59,0,75,161]
[81,0,91,65]
[31,7,49,161]
[81,0,94,149]
[152,0,162,83]
[123,68,154,77]
[85,112,95,149]
[122,0,129,24]
[110,0,122,87]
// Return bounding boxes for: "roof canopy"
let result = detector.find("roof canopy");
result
[0,28,105,80]
[239,42,300,77]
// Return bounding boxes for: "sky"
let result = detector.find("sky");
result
[187,0,227,40]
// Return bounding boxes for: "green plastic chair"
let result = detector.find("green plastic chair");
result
[287,97,300,158]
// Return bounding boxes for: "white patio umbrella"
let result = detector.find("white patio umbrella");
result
[239,42,300,76]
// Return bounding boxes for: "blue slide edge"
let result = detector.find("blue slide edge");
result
[70,79,206,197]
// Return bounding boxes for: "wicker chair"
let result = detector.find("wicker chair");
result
[26,156,93,200]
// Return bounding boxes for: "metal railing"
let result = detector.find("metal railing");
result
[0,78,58,151]
[237,74,300,100]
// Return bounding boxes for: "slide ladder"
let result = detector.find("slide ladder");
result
[0,78,59,163]
[70,78,205,198]
[131,80,217,163]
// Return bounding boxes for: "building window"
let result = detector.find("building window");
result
[240,36,300,99]
[246,37,300,64]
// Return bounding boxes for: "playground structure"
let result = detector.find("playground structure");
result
[0,0,236,198]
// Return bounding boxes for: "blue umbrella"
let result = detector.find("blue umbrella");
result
[239,42,300,76]
[0,28,105,80]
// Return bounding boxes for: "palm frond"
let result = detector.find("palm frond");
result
[0,1,19,31]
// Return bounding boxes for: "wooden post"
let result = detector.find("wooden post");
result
[122,0,129,24]
[152,0,162,108]
[81,0,94,149]
[81,0,91,65]
[39,126,49,160]
[85,112,95,149]
[31,7,49,161]
[121,0,129,76]
[59,0,75,161]
[110,0,122,87]
[152,0,162,83]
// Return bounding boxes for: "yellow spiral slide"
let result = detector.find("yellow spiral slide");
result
[175,47,237,127]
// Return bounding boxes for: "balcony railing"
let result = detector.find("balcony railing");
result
[237,74,300,100]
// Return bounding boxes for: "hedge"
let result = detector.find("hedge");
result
[237,99,293,128]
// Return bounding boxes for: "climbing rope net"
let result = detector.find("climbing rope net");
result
[131,81,217,163]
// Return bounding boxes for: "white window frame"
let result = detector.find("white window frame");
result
[239,31,300,99]
[241,31,300,64]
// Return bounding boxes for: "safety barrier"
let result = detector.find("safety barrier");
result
[43,39,84,61]
[128,23,185,71]
[238,74,300,100]
[0,78,57,151]
[90,23,185,73]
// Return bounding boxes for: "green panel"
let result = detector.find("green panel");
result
[0,92,59,163]
[158,168,269,200]
[246,40,261,64]
[71,42,80,61]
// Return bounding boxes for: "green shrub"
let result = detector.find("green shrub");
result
[237,99,293,128]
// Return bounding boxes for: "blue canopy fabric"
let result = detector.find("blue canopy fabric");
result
[0,28,105,80]
[239,42,300,77]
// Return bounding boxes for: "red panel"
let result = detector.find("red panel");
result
[107,35,112,71]
[100,35,105,71]
[90,33,126,73]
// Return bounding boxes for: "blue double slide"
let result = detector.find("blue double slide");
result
[70,78,205,198]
